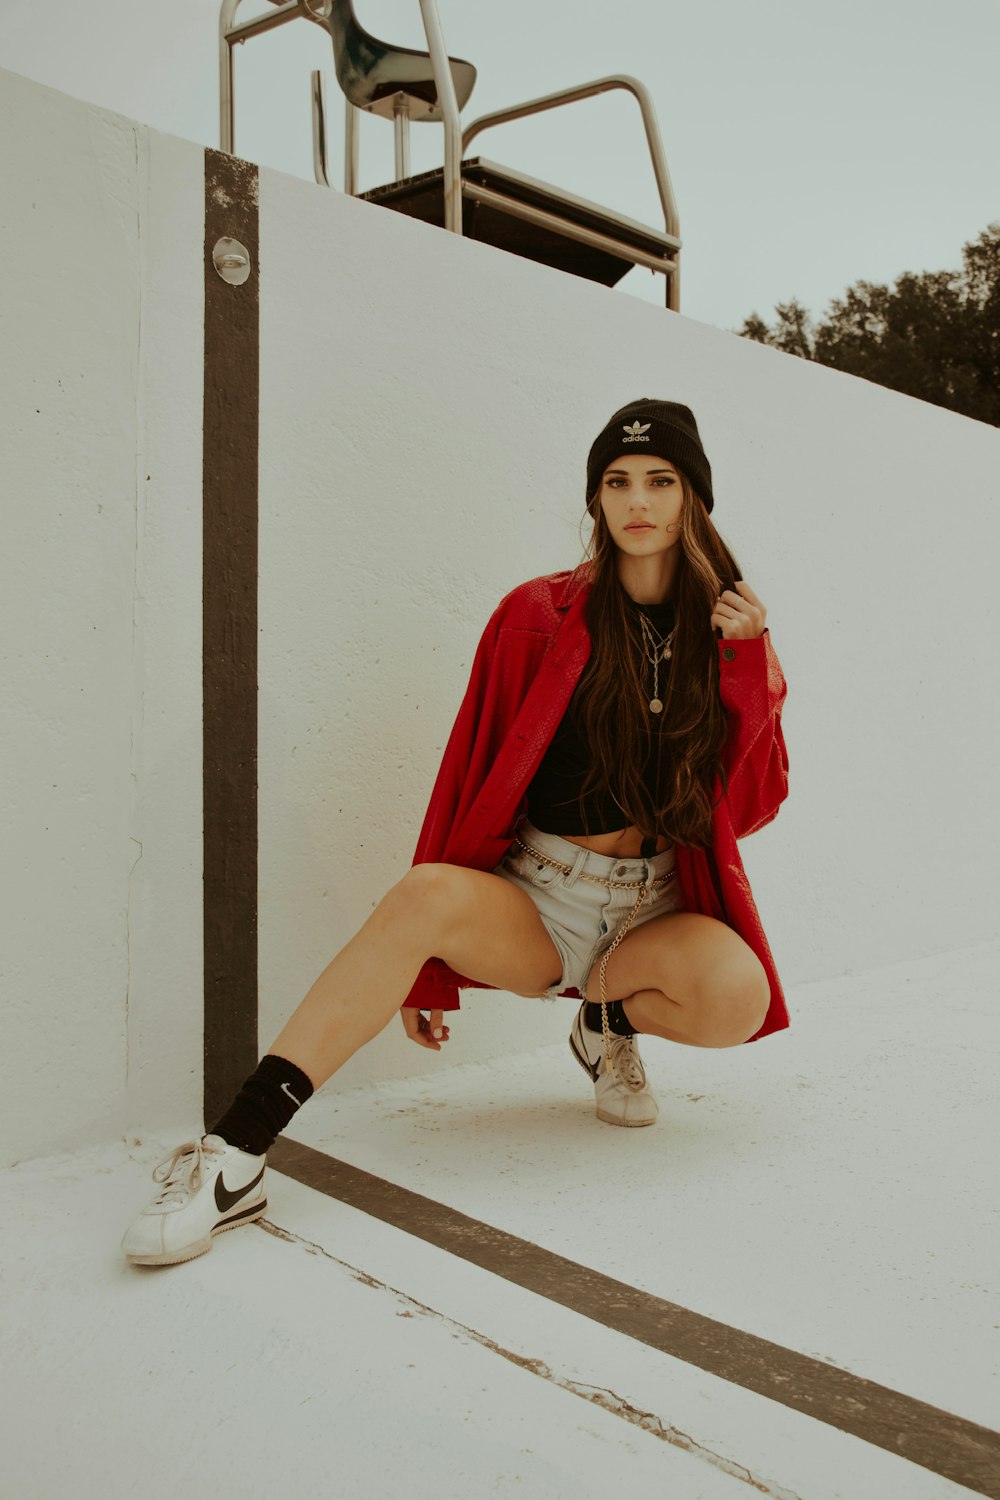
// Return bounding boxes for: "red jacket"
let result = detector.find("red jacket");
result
[402,562,790,1042]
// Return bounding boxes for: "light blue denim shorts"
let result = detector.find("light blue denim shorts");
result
[491,815,687,1001]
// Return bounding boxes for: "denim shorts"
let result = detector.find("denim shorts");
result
[491,815,687,1001]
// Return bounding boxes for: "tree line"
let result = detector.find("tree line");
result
[736,221,1000,427]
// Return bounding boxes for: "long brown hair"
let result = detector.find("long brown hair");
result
[572,466,743,849]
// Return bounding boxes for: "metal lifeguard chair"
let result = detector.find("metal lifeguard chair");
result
[219,0,682,308]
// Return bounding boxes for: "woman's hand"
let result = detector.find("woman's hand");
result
[711,579,767,640]
[400,1006,451,1050]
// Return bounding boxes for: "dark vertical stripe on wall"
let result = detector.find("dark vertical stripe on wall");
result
[202,150,260,1128]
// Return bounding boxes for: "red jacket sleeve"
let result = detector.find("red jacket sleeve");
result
[402,582,561,1010]
[716,629,789,839]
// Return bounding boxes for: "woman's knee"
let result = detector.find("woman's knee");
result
[382,863,466,941]
[694,960,770,1046]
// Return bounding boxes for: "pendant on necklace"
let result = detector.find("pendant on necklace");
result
[662,646,672,661]
[649,698,663,713]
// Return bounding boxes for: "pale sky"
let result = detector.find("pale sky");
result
[1,0,997,333]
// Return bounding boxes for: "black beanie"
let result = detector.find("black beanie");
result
[586,398,714,514]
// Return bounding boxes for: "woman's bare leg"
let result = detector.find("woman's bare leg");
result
[583,911,771,1048]
[267,863,563,1091]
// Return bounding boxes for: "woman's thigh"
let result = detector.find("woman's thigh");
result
[400,862,563,998]
[583,908,769,1011]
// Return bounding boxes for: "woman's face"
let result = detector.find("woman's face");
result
[598,452,684,556]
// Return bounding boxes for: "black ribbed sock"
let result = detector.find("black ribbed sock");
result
[583,999,637,1037]
[208,1053,315,1156]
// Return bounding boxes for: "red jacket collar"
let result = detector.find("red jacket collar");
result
[554,559,595,611]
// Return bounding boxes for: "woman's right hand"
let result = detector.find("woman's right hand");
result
[400,1006,450,1050]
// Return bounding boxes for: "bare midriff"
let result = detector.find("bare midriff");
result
[557,826,674,859]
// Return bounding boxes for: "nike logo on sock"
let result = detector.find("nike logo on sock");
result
[215,1164,266,1214]
[280,1081,302,1106]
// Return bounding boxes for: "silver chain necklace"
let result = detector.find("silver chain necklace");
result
[638,611,675,714]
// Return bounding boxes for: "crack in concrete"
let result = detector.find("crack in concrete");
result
[125,121,145,1093]
[125,836,142,1085]
[257,1218,801,1499]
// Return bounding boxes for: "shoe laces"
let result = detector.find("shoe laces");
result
[149,1137,225,1208]
[604,1033,647,1091]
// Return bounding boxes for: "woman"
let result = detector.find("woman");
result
[122,398,790,1267]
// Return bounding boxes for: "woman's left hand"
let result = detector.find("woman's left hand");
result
[711,579,767,640]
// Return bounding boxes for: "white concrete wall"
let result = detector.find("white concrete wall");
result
[1,68,206,1164]
[2,64,997,1164]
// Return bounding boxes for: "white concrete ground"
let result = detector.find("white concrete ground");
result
[2,941,997,1500]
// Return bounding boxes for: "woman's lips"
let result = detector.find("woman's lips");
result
[625,523,654,532]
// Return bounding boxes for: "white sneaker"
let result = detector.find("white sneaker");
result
[121,1134,268,1266]
[569,1003,659,1127]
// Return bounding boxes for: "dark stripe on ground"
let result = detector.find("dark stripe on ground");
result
[269,1135,1000,1498]
[202,147,261,1128]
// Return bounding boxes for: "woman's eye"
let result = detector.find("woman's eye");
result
[605,477,677,489]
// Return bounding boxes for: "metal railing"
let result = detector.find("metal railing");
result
[460,74,680,306]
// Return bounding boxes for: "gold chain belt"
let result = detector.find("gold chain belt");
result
[512,836,678,1078]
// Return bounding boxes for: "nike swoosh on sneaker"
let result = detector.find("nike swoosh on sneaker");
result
[215,1163,266,1214]
[569,1017,601,1082]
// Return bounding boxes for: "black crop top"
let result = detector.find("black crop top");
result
[526,593,675,836]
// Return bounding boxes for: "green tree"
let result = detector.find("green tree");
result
[736,223,1000,426]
